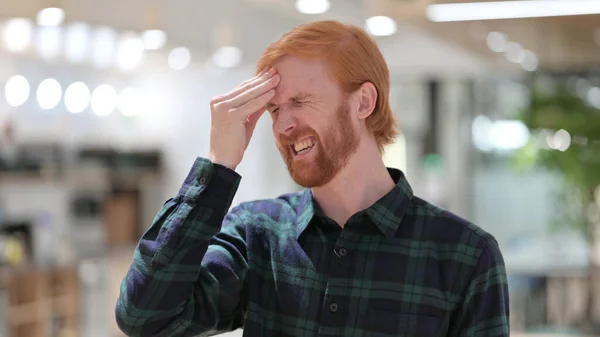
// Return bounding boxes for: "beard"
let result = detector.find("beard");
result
[276,100,360,188]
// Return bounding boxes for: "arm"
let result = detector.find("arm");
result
[115,157,248,337]
[448,240,510,337]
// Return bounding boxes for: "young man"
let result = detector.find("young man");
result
[116,20,509,337]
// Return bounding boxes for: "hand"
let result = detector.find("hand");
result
[208,67,280,170]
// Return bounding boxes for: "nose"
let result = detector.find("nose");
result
[273,108,297,135]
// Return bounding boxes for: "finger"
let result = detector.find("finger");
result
[228,74,280,109]
[212,68,271,104]
[236,67,269,89]
[214,68,275,104]
[230,89,275,118]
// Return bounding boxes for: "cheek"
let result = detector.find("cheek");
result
[272,124,286,147]
[296,110,322,129]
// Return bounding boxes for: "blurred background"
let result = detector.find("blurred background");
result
[0,0,599,336]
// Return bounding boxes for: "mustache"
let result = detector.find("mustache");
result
[277,128,318,145]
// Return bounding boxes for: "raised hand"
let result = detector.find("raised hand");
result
[208,67,280,170]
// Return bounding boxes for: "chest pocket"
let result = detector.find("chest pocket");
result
[367,310,443,337]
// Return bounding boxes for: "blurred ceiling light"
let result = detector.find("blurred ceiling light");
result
[36,78,62,110]
[64,82,90,113]
[36,7,65,26]
[295,0,330,14]
[4,75,30,107]
[505,41,525,63]
[3,18,33,53]
[118,87,141,116]
[553,129,571,152]
[36,26,62,59]
[91,85,118,116]
[486,32,508,52]
[488,120,530,151]
[537,129,554,149]
[168,47,191,70]
[576,78,591,98]
[571,135,589,147]
[117,34,145,71]
[520,50,538,71]
[141,29,167,50]
[471,115,493,152]
[427,0,600,22]
[212,46,242,68]
[365,16,397,37]
[65,22,90,63]
[91,26,117,68]
[545,131,557,149]
[587,87,600,109]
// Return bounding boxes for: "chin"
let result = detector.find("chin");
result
[278,141,337,188]
[288,164,335,188]
[291,174,319,188]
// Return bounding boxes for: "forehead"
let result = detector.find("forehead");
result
[271,56,341,101]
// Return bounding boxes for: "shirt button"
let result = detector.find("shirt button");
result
[338,247,347,257]
[199,177,207,184]
[329,303,339,312]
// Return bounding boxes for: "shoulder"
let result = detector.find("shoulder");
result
[409,196,504,266]
[228,190,305,229]
[408,196,507,298]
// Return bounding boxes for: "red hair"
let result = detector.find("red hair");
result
[256,20,398,152]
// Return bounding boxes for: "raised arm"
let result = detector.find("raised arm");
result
[116,67,279,336]
[115,158,249,336]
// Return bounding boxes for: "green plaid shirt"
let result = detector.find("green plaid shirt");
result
[116,157,509,337]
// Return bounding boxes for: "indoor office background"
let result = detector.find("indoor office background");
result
[0,0,599,336]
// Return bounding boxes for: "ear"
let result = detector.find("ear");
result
[356,82,378,120]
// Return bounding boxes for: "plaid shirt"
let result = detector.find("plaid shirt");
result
[116,157,509,337]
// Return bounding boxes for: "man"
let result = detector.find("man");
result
[116,20,509,337]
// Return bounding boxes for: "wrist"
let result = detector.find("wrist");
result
[208,153,237,171]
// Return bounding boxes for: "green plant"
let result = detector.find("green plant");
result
[512,77,600,331]
[513,80,600,241]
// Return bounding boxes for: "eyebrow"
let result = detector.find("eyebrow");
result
[266,92,316,111]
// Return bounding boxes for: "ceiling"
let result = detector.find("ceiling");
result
[0,0,598,74]
[383,0,600,72]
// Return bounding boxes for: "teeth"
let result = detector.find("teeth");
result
[293,138,315,153]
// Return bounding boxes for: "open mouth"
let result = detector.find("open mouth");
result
[290,136,316,156]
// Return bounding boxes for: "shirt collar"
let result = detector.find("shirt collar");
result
[294,168,413,238]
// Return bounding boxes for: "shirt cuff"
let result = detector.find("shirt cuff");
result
[177,157,241,201]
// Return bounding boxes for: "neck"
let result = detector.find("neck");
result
[312,139,395,227]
